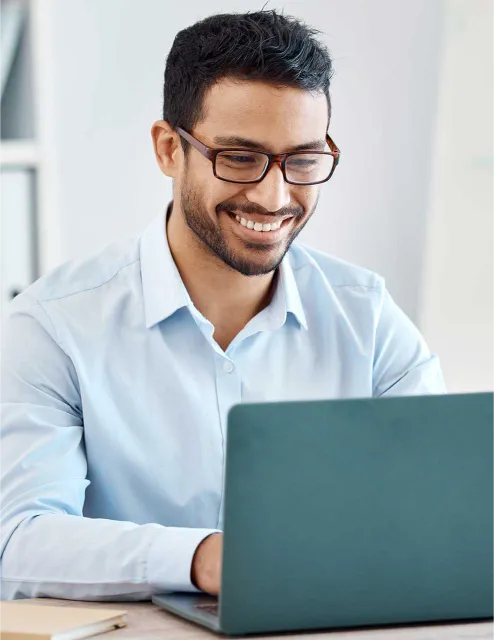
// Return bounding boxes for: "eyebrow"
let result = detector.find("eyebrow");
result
[212,135,327,153]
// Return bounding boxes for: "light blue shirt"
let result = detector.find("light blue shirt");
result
[1,209,446,601]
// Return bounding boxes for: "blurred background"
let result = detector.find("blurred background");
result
[1,0,492,393]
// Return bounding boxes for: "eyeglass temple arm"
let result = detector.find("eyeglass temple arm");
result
[326,133,340,159]
[175,126,213,160]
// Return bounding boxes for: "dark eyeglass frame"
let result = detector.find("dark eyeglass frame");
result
[175,126,341,185]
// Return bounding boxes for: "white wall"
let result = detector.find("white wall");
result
[420,0,493,392]
[35,0,443,324]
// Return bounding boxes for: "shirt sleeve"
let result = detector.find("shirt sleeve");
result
[372,287,447,397]
[1,294,218,600]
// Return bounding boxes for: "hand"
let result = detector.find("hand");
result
[191,533,223,595]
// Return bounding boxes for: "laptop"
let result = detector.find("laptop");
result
[153,392,493,635]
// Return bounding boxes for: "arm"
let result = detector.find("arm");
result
[1,294,217,600]
[372,288,447,397]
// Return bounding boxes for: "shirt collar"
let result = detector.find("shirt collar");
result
[278,252,308,330]
[140,205,308,331]
[140,207,192,329]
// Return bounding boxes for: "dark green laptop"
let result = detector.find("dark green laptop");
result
[153,392,493,635]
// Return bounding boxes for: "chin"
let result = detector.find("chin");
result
[227,246,286,277]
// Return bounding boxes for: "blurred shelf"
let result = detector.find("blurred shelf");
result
[1,139,39,168]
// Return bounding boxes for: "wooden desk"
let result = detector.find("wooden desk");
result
[30,598,493,639]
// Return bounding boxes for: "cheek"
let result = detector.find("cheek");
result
[294,187,319,216]
[180,162,219,214]
[211,184,249,218]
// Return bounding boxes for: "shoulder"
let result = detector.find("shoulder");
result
[5,237,142,351]
[8,236,141,315]
[288,241,385,292]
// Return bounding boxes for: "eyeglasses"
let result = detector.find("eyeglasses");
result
[175,126,340,185]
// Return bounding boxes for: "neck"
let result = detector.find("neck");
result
[166,204,277,339]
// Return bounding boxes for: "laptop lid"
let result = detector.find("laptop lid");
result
[219,392,493,635]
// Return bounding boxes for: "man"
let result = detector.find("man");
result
[1,10,445,601]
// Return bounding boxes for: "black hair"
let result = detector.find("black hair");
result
[162,10,333,150]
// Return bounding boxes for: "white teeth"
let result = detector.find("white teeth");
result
[233,214,284,232]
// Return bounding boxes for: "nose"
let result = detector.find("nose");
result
[244,161,291,213]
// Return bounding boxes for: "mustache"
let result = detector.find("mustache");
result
[216,200,305,219]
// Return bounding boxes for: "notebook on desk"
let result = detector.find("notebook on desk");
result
[0,601,127,640]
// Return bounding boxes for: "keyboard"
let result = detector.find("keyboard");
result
[195,602,219,616]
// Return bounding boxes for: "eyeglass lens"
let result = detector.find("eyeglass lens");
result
[215,151,334,184]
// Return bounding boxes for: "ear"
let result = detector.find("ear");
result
[151,120,182,178]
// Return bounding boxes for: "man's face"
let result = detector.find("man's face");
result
[176,79,329,276]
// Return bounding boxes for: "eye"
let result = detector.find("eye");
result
[218,152,262,165]
[233,155,256,164]
[289,157,319,168]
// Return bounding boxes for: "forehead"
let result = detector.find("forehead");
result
[197,78,328,149]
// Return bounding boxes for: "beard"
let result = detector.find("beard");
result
[180,175,317,277]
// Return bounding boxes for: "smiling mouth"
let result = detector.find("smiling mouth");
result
[228,212,293,233]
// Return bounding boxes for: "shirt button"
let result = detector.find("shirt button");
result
[223,360,234,373]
